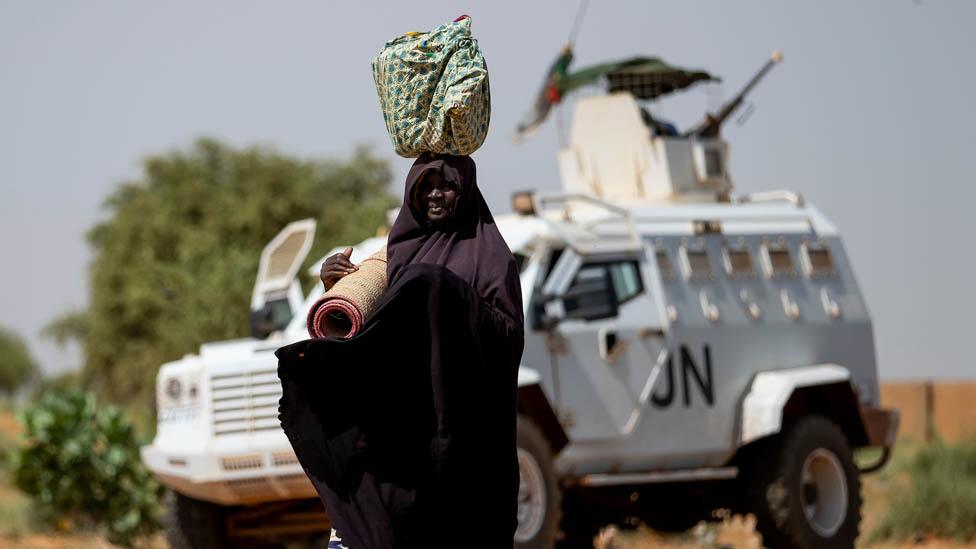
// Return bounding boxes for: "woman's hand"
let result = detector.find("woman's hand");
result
[320,247,358,291]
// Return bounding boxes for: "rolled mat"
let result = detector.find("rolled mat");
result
[307,247,388,339]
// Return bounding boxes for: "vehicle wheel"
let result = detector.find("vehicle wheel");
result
[747,416,861,549]
[164,490,231,549]
[516,415,562,549]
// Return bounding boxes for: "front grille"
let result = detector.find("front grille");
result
[211,369,282,436]
[272,451,300,467]
[221,454,263,471]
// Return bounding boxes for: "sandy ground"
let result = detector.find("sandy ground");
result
[595,516,968,549]
[594,469,968,549]
[0,509,967,548]
[0,495,967,549]
[0,406,968,549]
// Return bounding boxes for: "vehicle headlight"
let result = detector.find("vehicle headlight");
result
[157,370,203,413]
[165,377,183,401]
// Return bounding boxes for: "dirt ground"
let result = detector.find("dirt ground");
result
[595,470,967,549]
[0,528,962,549]
[0,406,968,549]
[598,517,968,549]
[0,511,967,548]
[0,476,968,549]
[0,471,967,548]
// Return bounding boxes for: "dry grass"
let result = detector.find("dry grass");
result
[867,440,976,543]
[593,471,971,549]
[0,402,969,549]
[598,520,972,549]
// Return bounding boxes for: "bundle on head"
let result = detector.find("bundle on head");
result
[371,15,490,158]
[307,248,388,339]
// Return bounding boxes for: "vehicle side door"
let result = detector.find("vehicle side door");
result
[542,250,666,440]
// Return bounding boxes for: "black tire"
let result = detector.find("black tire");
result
[515,416,563,549]
[164,490,231,549]
[747,416,862,549]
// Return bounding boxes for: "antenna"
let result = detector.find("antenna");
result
[512,0,590,144]
[558,0,590,147]
[568,0,590,46]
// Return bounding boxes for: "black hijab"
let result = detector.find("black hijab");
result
[277,153,524,547]
[386,153,523,324]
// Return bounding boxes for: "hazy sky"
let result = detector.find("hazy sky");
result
[1,1,973,379]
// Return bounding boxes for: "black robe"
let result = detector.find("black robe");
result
[277,265,523,549]
[278,153,524,548]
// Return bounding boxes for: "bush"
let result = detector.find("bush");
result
[11,389,163,545]
[870,439,976,542]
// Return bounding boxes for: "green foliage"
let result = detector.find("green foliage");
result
[0,325,39,396]
[11,389,163,545]
[79,138,395,409]
[870,439,976,542]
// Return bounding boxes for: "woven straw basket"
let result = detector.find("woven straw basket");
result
[307,247,388,338]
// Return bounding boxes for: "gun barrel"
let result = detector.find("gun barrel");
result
[730,51,783,109]
[687,51,783,138]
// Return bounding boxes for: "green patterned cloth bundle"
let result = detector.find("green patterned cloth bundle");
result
[371,15,490,158]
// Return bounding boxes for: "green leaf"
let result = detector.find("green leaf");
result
[11,388,165,544]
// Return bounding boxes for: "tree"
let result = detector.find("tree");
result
[0,325,39,396]
[77,139,395,411]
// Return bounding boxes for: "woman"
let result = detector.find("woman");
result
[276,153,524,549]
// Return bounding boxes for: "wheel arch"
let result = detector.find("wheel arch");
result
[517,368,569,454]
[737,364,868,450]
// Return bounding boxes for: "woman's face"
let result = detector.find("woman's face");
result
[418,171,458,225]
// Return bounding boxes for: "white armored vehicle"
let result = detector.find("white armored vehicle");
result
[143,52,898,549]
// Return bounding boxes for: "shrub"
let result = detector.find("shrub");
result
[870,439,976,542]
[11,389,163,545]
